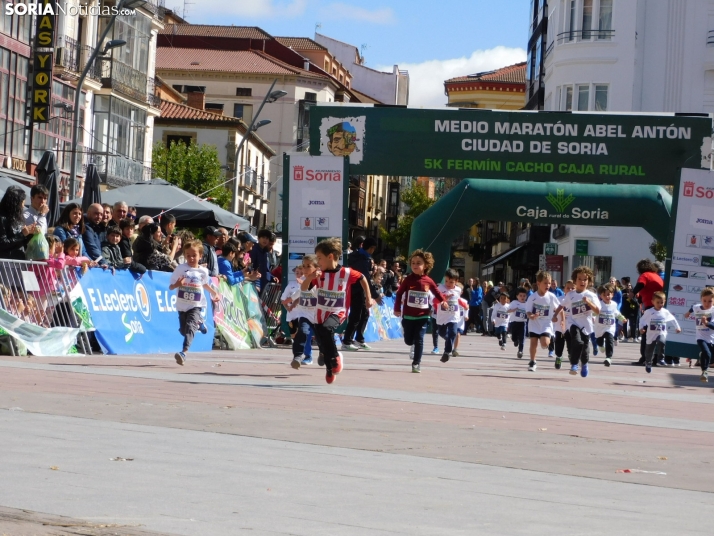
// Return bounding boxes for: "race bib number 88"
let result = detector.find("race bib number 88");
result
[178,286,202,302]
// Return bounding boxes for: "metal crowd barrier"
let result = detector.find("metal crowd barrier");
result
[0,259,94,355]
[260,282,283,348]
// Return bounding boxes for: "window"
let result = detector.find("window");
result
[236,87,252,97]
[172,85,206,94]
[598,0,613,39]
[167,135,193,147]
[568,0,576,41]
[594,84,608,111]
[304,92,317,102]
[577,85,589,111]
[564,86,573,111]
[205,103,224,112]
[582,0,593,40]
[233,103,253,122]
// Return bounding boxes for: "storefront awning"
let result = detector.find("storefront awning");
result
[481,245,524,269]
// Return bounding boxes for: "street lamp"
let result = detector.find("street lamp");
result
[67,1,142,199]
[252,119,271,131]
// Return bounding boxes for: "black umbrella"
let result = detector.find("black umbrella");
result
[81,163,102,212]
[35,151,60,227]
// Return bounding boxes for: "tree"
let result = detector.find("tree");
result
[152,140,232,210]
[380,183,436,254]
[649,239,667,262]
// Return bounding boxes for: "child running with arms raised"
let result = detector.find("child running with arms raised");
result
[684,287,714,382]
[524,271,561,372]
[595,282,626,367]
[301,239,372,384]
[169,239,219,365]
[639,291,681,373]
[507,287,528,358]
[394,249,446,373]
[491,292,510,351]
[552,266,600,377]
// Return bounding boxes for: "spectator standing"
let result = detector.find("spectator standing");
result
[467,277,483,332]
[201,226,221,277]
[159,213,177,241]
[23,184,49,235]
[382,261,401,298]
[549,279,565,298]
[137,215,153,234]
[110,201,128,228]
[133,223,174,272]
[117,219,146,274]
[83,203,108,264]
[248,229,275,292]
[0,186,35,260]
[102,204,112,225]
[217,242,259,285]
[53,203,87,257]
[482,282,498,336]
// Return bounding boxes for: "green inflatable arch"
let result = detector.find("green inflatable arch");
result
[408,179,672,280]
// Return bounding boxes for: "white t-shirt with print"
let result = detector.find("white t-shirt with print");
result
[491,302,511,328]
[436,285,462,325]
[639,307,680,344]
[507,300,528,323]
[170,263,210,312]
[525,291,560,336]
[594,300,619,338]
[690,304,714,344]
[281,280,302,322]
[562,290,601,335]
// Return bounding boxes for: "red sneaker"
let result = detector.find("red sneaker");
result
[332,352,344,374]
[326,369,335,384]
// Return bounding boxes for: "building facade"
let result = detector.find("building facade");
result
[153,98,275,229]
[537,0,712,282]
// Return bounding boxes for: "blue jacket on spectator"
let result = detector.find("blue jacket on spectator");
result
[53,227,87,257]
[469,286,483,307]
[249,245,273,291]
[83,221,107,264]
[217,256,246,286]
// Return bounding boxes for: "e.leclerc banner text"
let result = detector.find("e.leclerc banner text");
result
[75,269,214,355]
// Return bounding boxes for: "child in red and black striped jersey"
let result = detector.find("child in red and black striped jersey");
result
[301,238,373,384]
[394,249,446,373]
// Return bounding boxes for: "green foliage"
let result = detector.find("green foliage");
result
[152,140,231,210]
[649,240,667,262]
[380,184,436,254]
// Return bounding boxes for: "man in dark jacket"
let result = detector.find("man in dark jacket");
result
[382,261,401,298]
[201,226,221,277]
[342,236,379,351]
[83,204,107,265]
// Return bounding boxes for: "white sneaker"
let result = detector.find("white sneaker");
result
[341,343,360,351]
[598,346,605,354]
[291,356,302,370]
[355,342,372,350]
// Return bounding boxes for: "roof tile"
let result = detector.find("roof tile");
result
[156,48,303,75]
[158,100,243,122]
[275,37,326,51]
[159,24,272,40]
[445,62,526,85]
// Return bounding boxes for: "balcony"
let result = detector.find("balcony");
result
[485,230,509,244]
[556,29,615,44]
[55,36,101,80]
[349,209,365,229]
[142,0,166,19]
[98,154,151,186]
[147,77,161,108]
[241,168,260,194]
[100,58,149,104]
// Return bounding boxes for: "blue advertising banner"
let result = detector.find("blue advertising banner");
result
[363,296,403,343]
[75,269,214,355]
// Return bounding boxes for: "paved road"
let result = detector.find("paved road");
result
[1,334,712,535]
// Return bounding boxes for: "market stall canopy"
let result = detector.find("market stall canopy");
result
[66,179,250,230]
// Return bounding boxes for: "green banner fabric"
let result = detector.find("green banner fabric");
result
[309,106,712,185]
[213,280,254,351]
[236,282,269,348]
[0,309,80,356]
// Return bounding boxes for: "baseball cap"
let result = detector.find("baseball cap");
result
[240,232,258,244]
[205,226,222,237]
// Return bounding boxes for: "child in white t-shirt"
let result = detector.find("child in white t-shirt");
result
[552,266,601,378]
[436,269,462,363]
[639,290,681,373]
[491,293,510,351]
[284,265,306,369]
[595,282,626,367]
[168,240,219,365]
[524,271,561,372]
[684,287,714,382]
[507,287,528,358]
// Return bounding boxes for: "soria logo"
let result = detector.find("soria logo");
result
[683,181,695,197]
[545,190,576,213]
[294,165,304,181]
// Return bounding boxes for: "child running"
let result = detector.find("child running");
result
[639,291,681,373]
[436,269,463,364]
[551,279,575,369]
[524,271,560,372]
[491,292,510,351]
[168,239,219,365]
[290,255,319,369]
[301,238,372,384]
[507,287,528,358]
[553,266,600,377]
[394,249,446,373]
[684,288,714,382]
[595,282,626,367]
[452,289,469,357]
[283,265,305,369]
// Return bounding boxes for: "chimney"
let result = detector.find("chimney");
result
[186,91,205,111]
[304,59,310,71]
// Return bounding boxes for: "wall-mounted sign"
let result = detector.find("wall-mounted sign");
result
[31,0,56,124]
[575,239,589,255]
[544,242,558,255]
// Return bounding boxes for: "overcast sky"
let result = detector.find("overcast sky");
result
[166,0,529,107]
